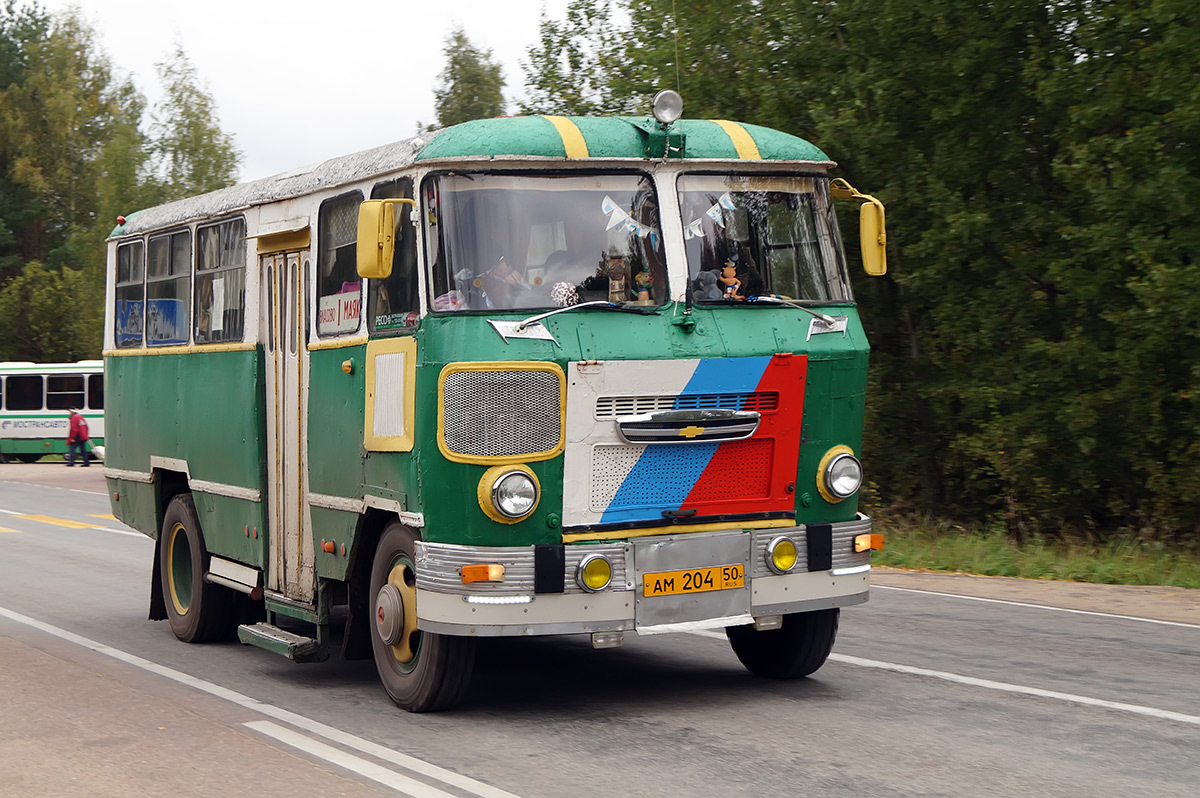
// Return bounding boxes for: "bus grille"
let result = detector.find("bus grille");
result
[441,369,562,459]
[596,391,778,418]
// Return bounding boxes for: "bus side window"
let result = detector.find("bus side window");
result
[87,373,104,410]
[6,375,43,410]
[196,218,247,344]
[147,230,191,346]
[317,192,364,337]
[115,241,145,348]
[46,375,84,410]
[369,178,418,332]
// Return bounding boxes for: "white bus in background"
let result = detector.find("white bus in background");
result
[0,361,105,463]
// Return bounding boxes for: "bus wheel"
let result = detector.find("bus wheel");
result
[160,493,231,643]
[369,522,476,712]
[726,608,839,679]
[15,454,41,463]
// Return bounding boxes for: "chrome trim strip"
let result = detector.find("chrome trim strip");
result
[150,455,190,475]
[616,408,760,444]
[307,492,362,512]
[103,467,153,483]
[307,493,424,527]
[190,479,261,503]
[831,563,872,576]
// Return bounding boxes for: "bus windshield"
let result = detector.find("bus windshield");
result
[425,173,666,312]
[679,175,852,303]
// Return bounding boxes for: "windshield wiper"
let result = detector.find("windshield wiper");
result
[514,301,657,332]
[741,295,839,326]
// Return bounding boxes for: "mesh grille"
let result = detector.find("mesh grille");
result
[597,392,778,418]
[442,369,562,457]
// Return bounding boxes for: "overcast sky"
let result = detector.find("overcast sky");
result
[39,0,571,181]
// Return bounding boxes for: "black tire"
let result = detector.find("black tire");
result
[159,493,232,643]
[726,608,839,679]
[369,522,475,712]
[15,453,41,463]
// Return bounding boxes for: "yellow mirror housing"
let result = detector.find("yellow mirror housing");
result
[356,198,414,280]
[831,178,887,276]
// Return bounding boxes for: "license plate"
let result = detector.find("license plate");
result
[643,564,745,597]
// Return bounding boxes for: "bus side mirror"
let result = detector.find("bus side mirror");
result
[831,178,887,276]
[859,200,886,276]
[356,198,415,280]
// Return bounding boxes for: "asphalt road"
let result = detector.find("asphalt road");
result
[1,462,1197,797]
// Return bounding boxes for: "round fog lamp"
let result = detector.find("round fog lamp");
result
[576,554,613,592]
[652,89,684,124]
[766,537,798,574]
[493,471,538,518]
[826,453,863,499]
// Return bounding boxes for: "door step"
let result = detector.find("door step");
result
[237,622,327,663]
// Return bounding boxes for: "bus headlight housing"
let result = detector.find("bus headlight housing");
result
[576,554,613,592]
[816,446,863,503]
[478,465,540,523]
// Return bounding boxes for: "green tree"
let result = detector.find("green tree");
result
[429,27,505,129]
[521,1,1200,539]
[149,43,240,200]
[521,0,637,115]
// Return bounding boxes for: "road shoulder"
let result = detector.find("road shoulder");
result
[872,566,1199,625]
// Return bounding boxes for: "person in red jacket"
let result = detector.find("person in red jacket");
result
[66,408,90,467]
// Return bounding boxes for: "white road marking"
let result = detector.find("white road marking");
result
[244,721,458,797]
[872,584,1200,629]
[828,652,1200,726]
[687,629,1199,726]
[0,605,522,798]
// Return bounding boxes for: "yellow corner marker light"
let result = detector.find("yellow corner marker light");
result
[766,536,799,574]
[461,563,506,584]
[576,554,613,592]
[478,465,540,524]
[855,533,885,553]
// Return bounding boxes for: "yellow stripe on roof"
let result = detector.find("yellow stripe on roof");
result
[712,120,762,160]
[542,115,589,159]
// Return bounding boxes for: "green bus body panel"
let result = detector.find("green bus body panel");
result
[303,307,868,558]
[104,350,268,565]
[415,117,831,163]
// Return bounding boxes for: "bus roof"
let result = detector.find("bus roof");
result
[109,116,831,239]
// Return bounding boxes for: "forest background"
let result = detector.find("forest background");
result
[1,0,1196,551]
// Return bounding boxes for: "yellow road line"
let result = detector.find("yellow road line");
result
[0,527,19,534]
[88,513,118,521]
[15,514,95,529]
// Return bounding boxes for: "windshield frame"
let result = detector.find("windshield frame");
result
[420,168,669,315]
[675,170,854,305]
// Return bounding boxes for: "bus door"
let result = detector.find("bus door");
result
[262,249,314,603]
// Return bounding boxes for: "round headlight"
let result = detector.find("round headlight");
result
[652,89,684,124]
[825,453,863,499]
[492,470,538,518]
[576,554,613,592]
[766,537,798,574]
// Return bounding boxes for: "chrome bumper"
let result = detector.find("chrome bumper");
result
[414,515,872,637]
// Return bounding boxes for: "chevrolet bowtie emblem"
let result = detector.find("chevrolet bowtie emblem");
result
[678,425,706,439]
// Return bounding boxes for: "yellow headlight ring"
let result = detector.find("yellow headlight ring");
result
[816,445,857,504]
[477,464,540,524]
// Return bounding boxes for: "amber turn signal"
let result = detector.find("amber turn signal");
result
[461,563,506,584]
[854,533,884,553]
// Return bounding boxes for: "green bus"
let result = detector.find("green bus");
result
[0,361,104,462]
[104,93,887,711]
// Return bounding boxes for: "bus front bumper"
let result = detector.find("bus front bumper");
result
[413,516,874,637]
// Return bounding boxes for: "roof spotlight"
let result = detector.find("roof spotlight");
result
[652,90,683,125]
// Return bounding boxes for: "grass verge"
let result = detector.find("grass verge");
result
[871,514,1200,589]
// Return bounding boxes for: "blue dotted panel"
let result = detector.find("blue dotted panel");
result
[600,442,719,524]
